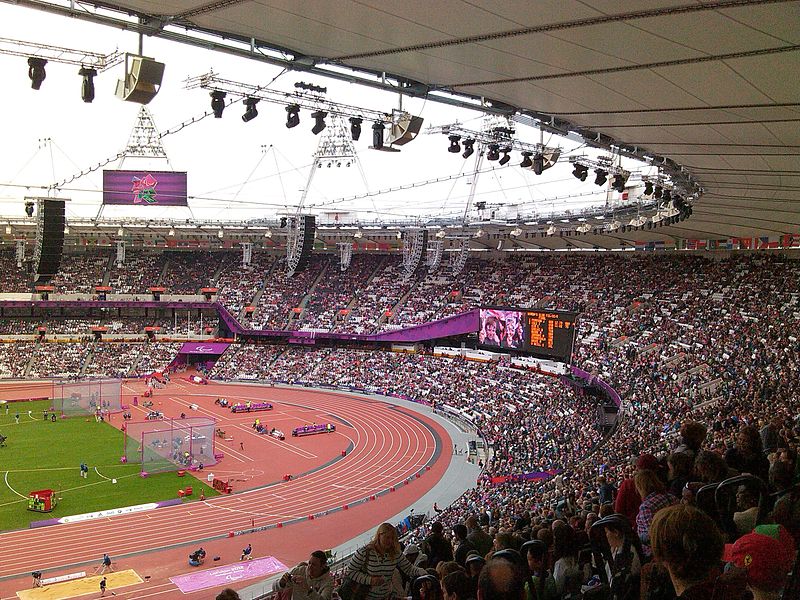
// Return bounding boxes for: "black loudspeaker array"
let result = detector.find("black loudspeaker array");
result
[32,198,66,280]
[296,215,316,273]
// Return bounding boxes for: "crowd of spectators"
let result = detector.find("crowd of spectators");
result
[0,249,31,293]
[295,254,384,331]
[160,251,230,294]
[107,251,167,293]
[216,253,276,316]
[28,342,90,379]
[83,342,143,378]
[253,256,329,330]
[50,252,111,294]
[133,342,182,375]
[0,341,36,377]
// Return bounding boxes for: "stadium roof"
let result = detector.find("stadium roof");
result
[9,0,800,250]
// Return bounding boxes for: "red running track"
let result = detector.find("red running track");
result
[0,381,448,585]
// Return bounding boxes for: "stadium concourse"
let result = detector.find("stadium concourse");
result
[0,250,798,599]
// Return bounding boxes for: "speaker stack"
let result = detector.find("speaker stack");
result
[295,215,316,273]
[31,198,65,281]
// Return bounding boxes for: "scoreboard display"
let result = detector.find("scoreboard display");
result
[478,307,578,362]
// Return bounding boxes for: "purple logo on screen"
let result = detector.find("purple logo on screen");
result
[132,173,159,204]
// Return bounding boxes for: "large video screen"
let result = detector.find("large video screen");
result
[103,170,188,206]
[479,307,578,362]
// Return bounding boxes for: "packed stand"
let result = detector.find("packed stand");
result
[335,257,414,333]
[161,251,228,294]
[107,251,167,294]
[0,249,30,293]
[83,342,143,378]
[295,254,385,331]
[28,342,91,379]
[210,344,286,380]
[254,255,329,330]
[216,252,275,316]
[50,252,111,294]
[0,342,37,378]
[133,342,182,375]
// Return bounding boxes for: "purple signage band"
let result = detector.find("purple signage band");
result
[179,342,230,355]
[170,556,287,593]
[103,170,188,206]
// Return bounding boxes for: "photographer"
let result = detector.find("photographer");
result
[273,550,333,600]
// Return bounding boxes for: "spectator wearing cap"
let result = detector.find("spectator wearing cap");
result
[521,540,557,600]
[615,454,660,527]
[395,544,428,597]
[635,469,677,557]
[724,524,796,600]
[650,504,725,599]
[411,573,441,600]
[453,524,477,567]
[465,552,485,590]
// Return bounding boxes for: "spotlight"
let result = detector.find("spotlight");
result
[519,151,533,168]
[572,164,588,181]
[643,181,654,196]
[79,67,97,103]
[654,185,663,199]
[594,169,608,186]
[24,201,34,217]
[612,173,626,192]
[210,91,226,118]
[462,139,475,159]
[499,147,511,165]
[532,153,544,175]
[486,144,500,161]
[311,110,327,135]
[662,189,672,202]
[242,97,259,122]
[286,104,300,128]
[447,135,461,153]
[349,117,362,140]
[372,122,385,149]
[28,57,47,90]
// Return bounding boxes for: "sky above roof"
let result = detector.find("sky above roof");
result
[0,2,653,225]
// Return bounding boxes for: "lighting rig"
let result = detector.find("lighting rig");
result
[186,73,423,150]
[430,122,561,173]
[0,37,123,102]
[568,156,630,192]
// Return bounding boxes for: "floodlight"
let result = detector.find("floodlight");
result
[286,104,300,128]
[242,97,259,122]
[654,185,663,199]
[24,201,34,217]
[519,151,533,168]
[662,189,672,202]
[486,144,500,161]
[643,181,654,196]
[311,110,327,135]
[532,153,544,175]
[612,173,626,192]
[372,122,385,149]
[28,57,47,90]
[462,139,475,159]
[210,91,226,118]
[447,135,461,153]
[572,163,588,181]
[79,67,97,103]
[594,169,608,186]
[349,117,362,140]
[499,147,511,165]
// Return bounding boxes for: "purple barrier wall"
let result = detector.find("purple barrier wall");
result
[570,366,621,407]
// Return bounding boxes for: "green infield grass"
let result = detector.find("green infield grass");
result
[0,400,218,531]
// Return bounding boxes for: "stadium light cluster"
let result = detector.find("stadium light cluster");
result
[187,73,423,151]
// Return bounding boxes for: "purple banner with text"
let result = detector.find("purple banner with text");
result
[179,342,230,355]
[170,556,287,593]
[103,170,188,206]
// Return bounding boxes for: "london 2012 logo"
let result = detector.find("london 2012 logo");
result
[131,173,159,204]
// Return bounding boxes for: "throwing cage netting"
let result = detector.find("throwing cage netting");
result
[123,417,217,474]
[54,379,123,417]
